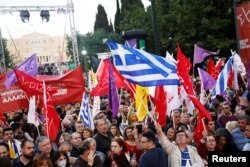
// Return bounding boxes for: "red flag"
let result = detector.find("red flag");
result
[44,66,85,105]
[207,58,217,79]
[90,59,133,96]
[0,111,9,127]
[177,44,211,121]
[0,67,84,113]
[14,69,60,141]
[42,81,60,141]
[228,68,234,88]
[193,113,205,142]
[154,86,167,127]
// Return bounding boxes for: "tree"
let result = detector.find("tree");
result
[156,0,235,59]
[109,19,114,33]
[114,0,121,33]
[0,38,13,71]
[94,4,110,32]
[66,30,122,71]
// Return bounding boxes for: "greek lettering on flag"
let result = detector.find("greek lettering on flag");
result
[80,93,94,129]
[106,40,179,86]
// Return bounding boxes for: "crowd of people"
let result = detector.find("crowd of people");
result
[0,74,250,167]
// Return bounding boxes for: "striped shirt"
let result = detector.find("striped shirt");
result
[181,147,192,167]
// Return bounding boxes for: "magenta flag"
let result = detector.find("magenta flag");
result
[108,60,119,118]
[5,54,38,88]
[193,44,219,64]
[197,68,216,90]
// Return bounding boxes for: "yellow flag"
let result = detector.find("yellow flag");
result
[90,68,98,86]
[135,85,148,121]
[8,140,16,159]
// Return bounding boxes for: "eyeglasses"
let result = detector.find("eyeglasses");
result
[176,133,186,137]
[206,139,216,143]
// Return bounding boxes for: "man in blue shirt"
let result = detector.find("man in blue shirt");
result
[139,130,167,167]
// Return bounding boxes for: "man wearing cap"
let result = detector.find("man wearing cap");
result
[231,115,250,150]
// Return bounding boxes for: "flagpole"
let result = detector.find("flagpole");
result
[36,126,40,137]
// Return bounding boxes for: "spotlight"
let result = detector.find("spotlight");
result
[40,10,50,22]
[57,8,66,15]
[20,10,30,23]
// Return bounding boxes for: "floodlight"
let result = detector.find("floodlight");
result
[40,10,50,22]
[20,10,30,23]
[57,8,66,15]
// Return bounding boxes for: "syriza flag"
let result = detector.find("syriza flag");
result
[5,54,38,88]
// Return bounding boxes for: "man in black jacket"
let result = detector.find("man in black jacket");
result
[73,140,102,167]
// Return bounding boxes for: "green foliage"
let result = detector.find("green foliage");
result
[1,39,13,70]
[66,30,122,70]
[94,4,110,32]
[114,0,121,33]
[158,0,235,59]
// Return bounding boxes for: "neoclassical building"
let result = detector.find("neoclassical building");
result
[7,32,68,65]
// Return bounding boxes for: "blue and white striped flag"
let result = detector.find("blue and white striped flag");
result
[79,92,94,129]
[212,56,234,99]
[106,40,179,86]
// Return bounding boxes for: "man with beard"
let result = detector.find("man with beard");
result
[13,140,35,167]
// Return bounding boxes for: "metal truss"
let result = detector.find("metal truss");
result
[0,0,80,67]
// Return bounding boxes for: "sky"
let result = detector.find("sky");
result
[0,0,150,39]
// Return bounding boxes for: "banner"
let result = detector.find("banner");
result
[0,66,84,113]
[237,2,250,69]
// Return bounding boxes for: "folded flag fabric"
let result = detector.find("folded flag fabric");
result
[5,53,38,88]
[197,68,216,90]
[212,56,234,98]
[106,40,179,86]
[193,44,219,64]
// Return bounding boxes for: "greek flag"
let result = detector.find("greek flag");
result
[212,56,234,99]
[106,40,179,86]
[79,93,94,129]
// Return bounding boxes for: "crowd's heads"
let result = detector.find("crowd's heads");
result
[94,118,108,135]
[59,132,71,144]
[141,130,157,151]
[21,140,35,159]
[83,127,94,140]
[175,130,188,145]
[237,114,250,132]
[245,122,250,139]
[111,137,127,155]
[70,132,82,148]
[75,120,85,134]
[225,121,238,133]
[204,135,216,150]
[52,150,69,167]
[215,128,233,151]
[123,127,134,140]
[2,127,14,142]
[83,138,96,152]
[33,152,53,167]
[59,142,72,156]
[36,136,51,155]
[0,142,9,158]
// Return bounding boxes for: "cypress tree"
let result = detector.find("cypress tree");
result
[114,0,121,33]
[94,4,110,32]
